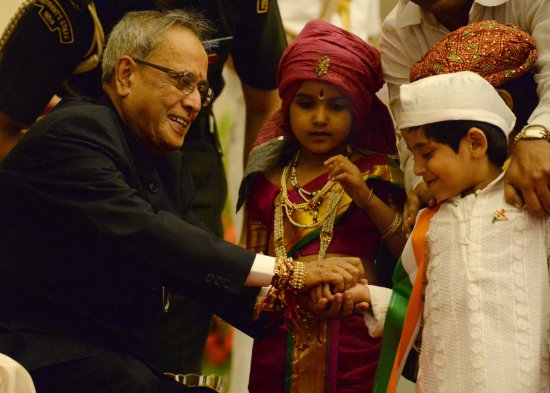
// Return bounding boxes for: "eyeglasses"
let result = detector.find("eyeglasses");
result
[132,58,214,107]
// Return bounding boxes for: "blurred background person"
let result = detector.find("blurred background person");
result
[278,0,381,43]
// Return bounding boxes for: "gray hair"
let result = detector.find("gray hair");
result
[101,9,212,82]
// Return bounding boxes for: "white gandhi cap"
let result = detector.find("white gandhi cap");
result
[399,71,516,137]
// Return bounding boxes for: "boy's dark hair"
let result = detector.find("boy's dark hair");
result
[423,120,508,168]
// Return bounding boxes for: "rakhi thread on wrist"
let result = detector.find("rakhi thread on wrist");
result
[257,256,308,319]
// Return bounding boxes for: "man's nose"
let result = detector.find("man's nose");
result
[182,88,202,113]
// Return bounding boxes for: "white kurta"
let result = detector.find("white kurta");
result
[364,173,549,391]
[0,353,36,393]
[418,173,550,392]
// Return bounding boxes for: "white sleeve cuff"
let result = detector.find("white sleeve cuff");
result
[363,285,393,337]
[245,254,275,287]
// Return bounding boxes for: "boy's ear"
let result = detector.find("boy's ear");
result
[496,88,514,111]
[466,127,488,158]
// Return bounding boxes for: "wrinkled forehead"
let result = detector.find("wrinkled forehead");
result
[150,27,208,77]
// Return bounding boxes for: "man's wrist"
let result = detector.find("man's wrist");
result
[513,125,550,144]
[246,254,275,286]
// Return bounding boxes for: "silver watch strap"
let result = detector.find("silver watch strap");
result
[164,372,227,392]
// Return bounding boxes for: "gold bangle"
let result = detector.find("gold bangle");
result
[273,257,306,293]
[361,188,374,211]
[380,213,403,240]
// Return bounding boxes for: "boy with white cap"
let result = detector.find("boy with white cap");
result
[337,71,550,392]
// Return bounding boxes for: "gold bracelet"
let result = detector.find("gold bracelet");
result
[380,213,399,236]
[289,260,306,293]
[380,213,403,240]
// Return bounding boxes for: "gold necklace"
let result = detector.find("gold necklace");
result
[290,144,352,203]
[274,149,345,352]
[274,149,347,259]
[280,163,337,226]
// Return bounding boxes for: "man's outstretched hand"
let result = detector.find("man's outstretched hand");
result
[303,257,364,293]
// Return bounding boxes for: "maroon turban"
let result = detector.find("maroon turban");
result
[253,19,397,156]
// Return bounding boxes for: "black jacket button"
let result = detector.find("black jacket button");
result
[148,181,159,193]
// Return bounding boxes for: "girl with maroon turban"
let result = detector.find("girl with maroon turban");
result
[237,20,406,393]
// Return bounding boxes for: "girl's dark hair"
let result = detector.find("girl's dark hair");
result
[423,120,508,167]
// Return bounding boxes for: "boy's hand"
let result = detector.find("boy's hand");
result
[343,281,371,313]
[346,280,370,302]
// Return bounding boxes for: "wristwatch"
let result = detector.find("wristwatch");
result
[513,125,550,144]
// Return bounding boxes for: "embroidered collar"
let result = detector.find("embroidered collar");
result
[474,170,506,196]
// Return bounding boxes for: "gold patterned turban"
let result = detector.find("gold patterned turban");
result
[410,20,537,87]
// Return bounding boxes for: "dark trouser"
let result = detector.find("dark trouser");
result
[30,353,216,393]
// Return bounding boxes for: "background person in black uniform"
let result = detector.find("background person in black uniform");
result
[0,0,286,378]
[0,9,363,392]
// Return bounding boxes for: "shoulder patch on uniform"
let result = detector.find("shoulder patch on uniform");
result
[257,0,269,13]
[34,0,74,44]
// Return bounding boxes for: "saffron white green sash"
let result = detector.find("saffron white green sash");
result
[373,206,439,392]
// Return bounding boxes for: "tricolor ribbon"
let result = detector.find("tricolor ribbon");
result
[373,205,439,392]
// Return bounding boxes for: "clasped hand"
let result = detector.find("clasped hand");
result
[301,256,364,293]
[298,280,371,320]
[293,256,370,319]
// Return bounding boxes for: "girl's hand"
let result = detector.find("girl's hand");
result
[309,282,334,305]
[324,154,371,209]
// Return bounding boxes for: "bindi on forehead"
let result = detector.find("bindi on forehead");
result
[318,89,325,101]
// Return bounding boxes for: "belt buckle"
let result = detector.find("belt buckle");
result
[164,372,227,393]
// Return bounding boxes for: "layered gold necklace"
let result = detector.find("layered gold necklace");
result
[273,146,351,259]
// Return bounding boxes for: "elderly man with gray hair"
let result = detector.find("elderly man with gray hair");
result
[0,9,363,393]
